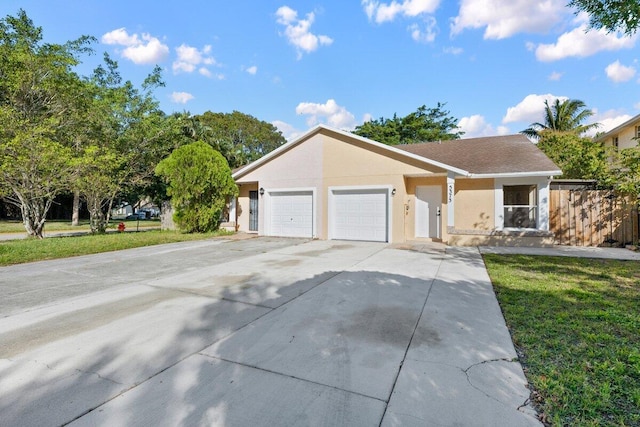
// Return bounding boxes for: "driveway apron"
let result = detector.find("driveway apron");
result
[0,238,540,426]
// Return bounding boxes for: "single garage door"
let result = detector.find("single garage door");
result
[269,191,314,238]
[331,189,388,242]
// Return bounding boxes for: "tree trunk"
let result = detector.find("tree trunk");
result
[72,190,80,226]
[18,196,47,238]
[86,194,107,234]
[161,201,176,230]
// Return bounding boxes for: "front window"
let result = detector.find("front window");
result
[504,185,537,228]
[613,136,619,150]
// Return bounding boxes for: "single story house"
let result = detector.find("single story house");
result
[230,125,561,246]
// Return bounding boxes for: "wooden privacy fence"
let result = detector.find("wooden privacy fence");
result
[549,188,639,247]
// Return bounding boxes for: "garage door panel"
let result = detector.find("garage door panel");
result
[269,192,313,238]
[331,189,388,242]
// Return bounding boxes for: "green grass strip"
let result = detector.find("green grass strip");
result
[0,230,230,266]
[483,254,640,426]
[0,219,160,234]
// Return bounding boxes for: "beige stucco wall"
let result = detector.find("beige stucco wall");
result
[602,120,640,151]
[320,131,444,243]
[453,178,495,231]
[235,129,447,243]
[237,134,324,236]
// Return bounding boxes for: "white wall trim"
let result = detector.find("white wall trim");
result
[263,187,317,238]
[447,172,455,227]
[328,185,393,243]
[494,177,551,231]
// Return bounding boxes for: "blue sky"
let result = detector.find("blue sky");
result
[4,0,639,140]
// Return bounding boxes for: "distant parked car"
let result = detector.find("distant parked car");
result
[125,213,144,220]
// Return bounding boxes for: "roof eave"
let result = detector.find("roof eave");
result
[469,170,562,179]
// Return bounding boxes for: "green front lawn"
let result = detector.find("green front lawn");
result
[483,254,640,426]
[0,230,230,266]
[0,219,160,234]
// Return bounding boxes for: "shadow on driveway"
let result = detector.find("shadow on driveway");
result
[0,240,540,426]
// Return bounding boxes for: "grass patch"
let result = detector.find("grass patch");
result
[0,229,231,266]
[0,219,160,234]
[483,254,640,426]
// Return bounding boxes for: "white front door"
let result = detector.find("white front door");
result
[415,186,441,239]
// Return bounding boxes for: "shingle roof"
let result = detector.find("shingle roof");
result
[396,134,561,175]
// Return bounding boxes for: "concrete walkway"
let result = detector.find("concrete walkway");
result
[0,238,540,426]
[480,244,640,260]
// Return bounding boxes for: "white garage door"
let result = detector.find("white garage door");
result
[331,189,388,242]
[269,191,313,238]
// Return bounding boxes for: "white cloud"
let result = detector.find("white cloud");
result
[457,115,510,138]
[590,110,633,135]
[101,28,169,65]
[173,44,218,76]
[362,0,440,24]
[502,94,568,124]
[101,28,138,46]
[246,66,258,75]
[443,46,463,55]
[451,0,567,40]
[275,6,333,59]
[295,99,356,130]
[535,24,636,61]
[548,71,563,81]
[171,92,194,104]
[272,120,305,141]
[409,17,438,43]
[605,60,636,83]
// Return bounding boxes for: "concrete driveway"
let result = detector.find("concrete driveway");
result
[0,237,540,426]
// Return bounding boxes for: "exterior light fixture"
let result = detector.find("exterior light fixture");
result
[259,187,265,196]
[391,188,396,196]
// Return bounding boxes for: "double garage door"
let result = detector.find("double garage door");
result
[267,188,389,242]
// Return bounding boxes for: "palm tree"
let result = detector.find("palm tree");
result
[522,99,600,139]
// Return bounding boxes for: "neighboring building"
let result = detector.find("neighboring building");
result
[595,113,640,151]
[230,125,561,246]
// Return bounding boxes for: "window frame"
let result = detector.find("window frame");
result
[502,184,538,230]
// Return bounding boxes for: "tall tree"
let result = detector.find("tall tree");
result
[74,55,182,233]
[569,0,640,35]
[536,130,613,184]
[155,141,238,233]
[352,103,463,145]
[0,10,93,237]
[522,99,600,140]
[195,111,286,168]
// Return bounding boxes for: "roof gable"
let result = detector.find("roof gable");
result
[232,124,468,179]
[232,125,561,180]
